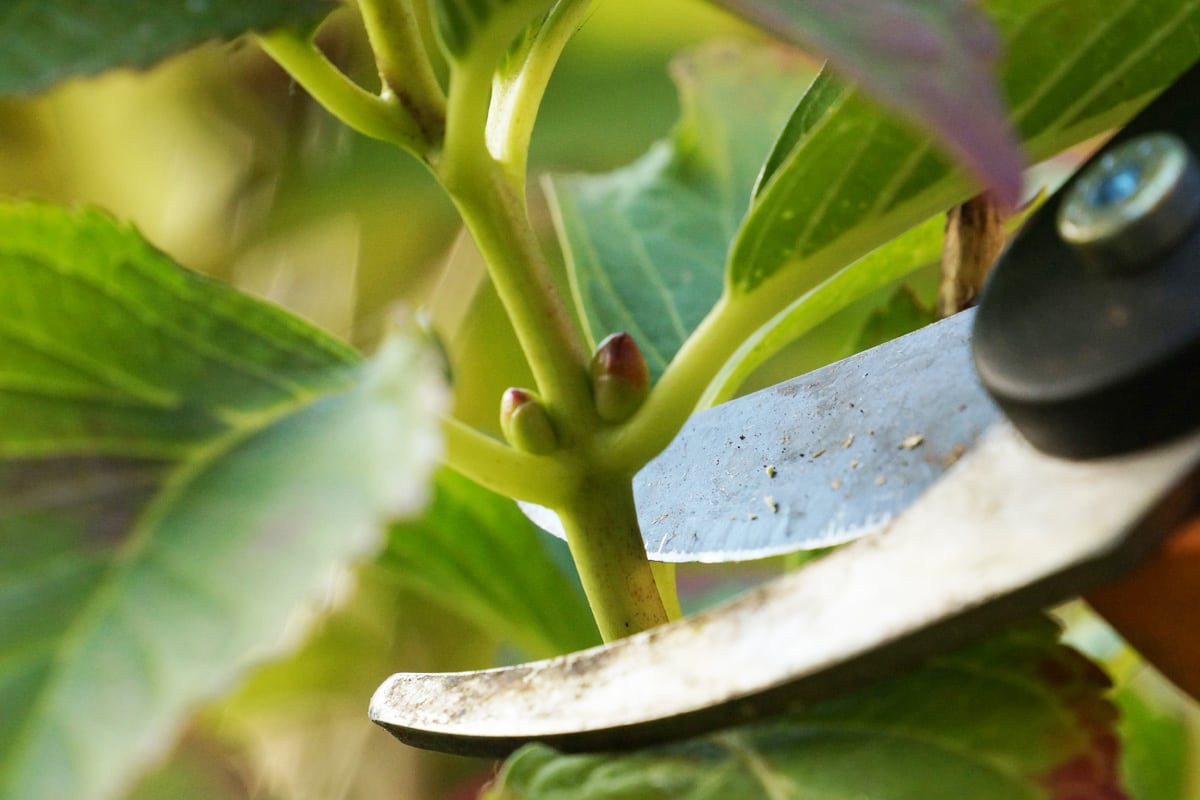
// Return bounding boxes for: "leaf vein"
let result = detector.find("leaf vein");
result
[0,319,178,409]
[18,254,317,407]
[1054,0,1195,128]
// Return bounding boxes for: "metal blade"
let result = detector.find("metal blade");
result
[372,422,1200,757]
[520,310,996,560]
[635,308,999,561]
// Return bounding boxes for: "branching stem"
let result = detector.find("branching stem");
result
[358,0,448,144]
[438,59,595,434]
[600,292,767,472]
[488,0,595,194]
[256,29,437,158]
[277,2,672,639]
[441,416,578,507]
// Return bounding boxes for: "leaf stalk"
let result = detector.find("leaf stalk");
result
[256,29,439,158]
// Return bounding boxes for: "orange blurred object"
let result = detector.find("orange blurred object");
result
[1087,515,1200,701]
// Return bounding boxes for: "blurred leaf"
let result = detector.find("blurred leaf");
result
[0,203,445,800]
[0,1,333,96]
[851,284,936,353]
[432,0,555,59]
[124,732,266,800]
[701,213,943,405]
[487,618,1126,799]
[217,567,496,800]
[548,42,816,378]
[710,0,1023,207]
[730,0,1200,294]
[217,471,597,800]
[384,470,600,660]
[1115,677,1191,800]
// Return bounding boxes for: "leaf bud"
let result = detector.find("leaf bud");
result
[500,388,559,454]
[590,332,650,422]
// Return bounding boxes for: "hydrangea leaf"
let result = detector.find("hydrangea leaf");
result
[548,42,815,379]
[0,1,333,95]
[0,203,445,800]
[487,619,1125,799]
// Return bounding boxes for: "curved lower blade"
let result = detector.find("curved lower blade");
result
[372,423,1200,757]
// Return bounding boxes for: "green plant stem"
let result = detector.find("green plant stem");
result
[430,14,667,636]
[651,562,683,621]
[441,416,578,506]
[438,61,594,432]
[438,143,669,634]
[358,0,448,143]
[487,0,594,193]
[701,216,947,407]
[257,30,437,158]
[558,474,669,641]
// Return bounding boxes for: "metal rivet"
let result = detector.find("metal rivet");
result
[1057,132,1200,273]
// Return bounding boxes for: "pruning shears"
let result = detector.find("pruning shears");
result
[369,59,1200,757]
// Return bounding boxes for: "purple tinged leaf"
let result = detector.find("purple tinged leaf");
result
[710,0,1025,208]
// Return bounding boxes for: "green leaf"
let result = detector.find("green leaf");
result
[216,471,598,798]
[548,43,816,379]
[433,0,557,61]
[730,0,1200,294]
[551,2,1200,394]
[216,561,500,800]
[0,1,333,96]
[0,203,445,800]
[382,470,600,659]
[1115,677,1192,800]
[700,213,944,406]
[850,284,937,354]
[487,619,1126,799]
[710,0,1023,207]
[702,192,1041,405]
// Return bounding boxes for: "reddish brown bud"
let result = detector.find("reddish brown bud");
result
[590,332,650,422]
[500,388,559,454]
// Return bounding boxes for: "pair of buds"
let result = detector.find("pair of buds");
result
[500,333,648,454]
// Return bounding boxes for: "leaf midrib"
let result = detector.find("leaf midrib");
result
[0,378,351,789]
